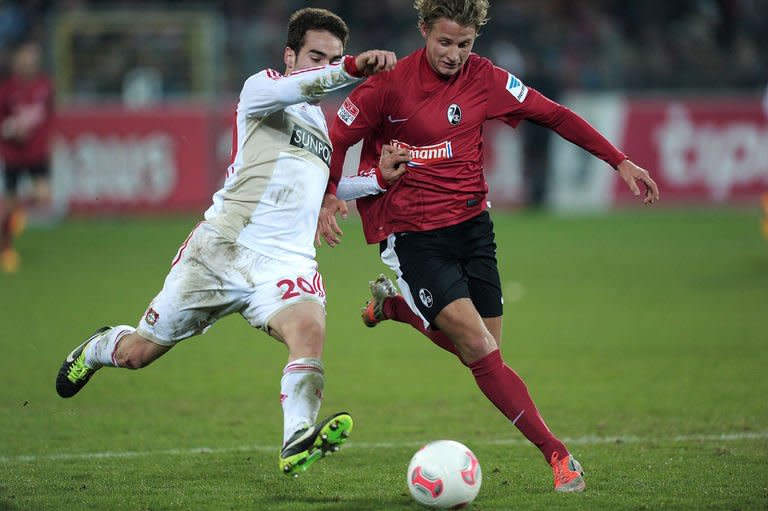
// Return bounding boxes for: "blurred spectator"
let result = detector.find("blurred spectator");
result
[0,1,26,49]
[0,40,54,273]
[2,0,766,210]
[5,0,760,98]
[12,0,763,97]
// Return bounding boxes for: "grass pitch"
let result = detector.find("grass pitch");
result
[1,208,766,510]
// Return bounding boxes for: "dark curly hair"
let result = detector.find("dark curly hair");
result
[286,8,349,53]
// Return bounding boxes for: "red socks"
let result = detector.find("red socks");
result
[469,349,568,462]
[382,295,568,462]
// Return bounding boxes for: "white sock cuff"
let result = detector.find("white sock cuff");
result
[282,358,324,376]
[110,326,135,366]
[83,325,135,368]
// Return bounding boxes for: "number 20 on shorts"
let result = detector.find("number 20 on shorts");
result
[276,274,325,300]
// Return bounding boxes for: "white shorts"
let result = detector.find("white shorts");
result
[137,222,326,345]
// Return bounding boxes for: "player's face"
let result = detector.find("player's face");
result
[420,18,477,78]
[285,29,344,74]
[13,43,41,78]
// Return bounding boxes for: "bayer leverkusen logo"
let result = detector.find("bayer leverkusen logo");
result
[145,307,159,326]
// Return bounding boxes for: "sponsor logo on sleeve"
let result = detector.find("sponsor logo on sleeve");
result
[505,73,529,103]
[337,97,359,126]
[290,126,332,166]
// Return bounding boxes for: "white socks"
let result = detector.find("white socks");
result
[83,325,135,368]
[281,358,325,444]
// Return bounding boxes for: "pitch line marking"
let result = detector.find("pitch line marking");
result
[1,430,766,464]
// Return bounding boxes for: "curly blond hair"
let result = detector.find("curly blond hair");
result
[413,0,489,31]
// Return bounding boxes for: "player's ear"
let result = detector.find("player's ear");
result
[419,21,429,39]
[284,47,296,73]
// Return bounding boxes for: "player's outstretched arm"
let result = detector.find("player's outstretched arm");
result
[242,51,395,119]
[616,159,660,204]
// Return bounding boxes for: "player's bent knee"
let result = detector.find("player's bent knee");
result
[455,341,496,365]
[289,318,325,348]
[299,317,325,342]
[280,318,326,357]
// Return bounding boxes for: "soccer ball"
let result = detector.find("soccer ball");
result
[406,440,482,509]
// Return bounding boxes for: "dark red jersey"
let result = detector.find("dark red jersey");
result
[328,48,627,244]
[0,74,55,167]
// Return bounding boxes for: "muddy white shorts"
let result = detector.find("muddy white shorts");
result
[137,222,326,345]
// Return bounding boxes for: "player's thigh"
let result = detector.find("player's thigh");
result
[137,223,249,345]
[267,301,326,359]
[240,258,327,340]
[464,211,504,320]
[385,231,470,326]
[462,213,503,344]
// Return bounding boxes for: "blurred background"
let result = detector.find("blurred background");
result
[1,0,767,219]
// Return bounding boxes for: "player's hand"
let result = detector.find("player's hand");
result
[316,193,348,248]
[379,144,410,184]
[617,159,660,204]
[355,50,397,76]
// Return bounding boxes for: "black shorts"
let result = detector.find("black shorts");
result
[3,162,50,196]
[381,210,503,326]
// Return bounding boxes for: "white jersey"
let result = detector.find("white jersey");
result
[205,59,361,262]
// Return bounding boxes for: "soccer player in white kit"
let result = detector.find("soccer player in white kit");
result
[55,8,397,477]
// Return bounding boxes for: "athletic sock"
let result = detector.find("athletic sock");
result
[383,295,464,362]
[280,358,325,444]
[83,325,135,368]
[469,349,568,462]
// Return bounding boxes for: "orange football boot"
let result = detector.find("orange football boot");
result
[551,451,586,492]
[1,248,19,273]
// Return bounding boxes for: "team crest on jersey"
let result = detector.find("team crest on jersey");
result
[505,73,529,102]
[390,139,453,167]
[447,103,462,125]
[337,97,359,126]
[418,288,434,308]
[145,307,159,326]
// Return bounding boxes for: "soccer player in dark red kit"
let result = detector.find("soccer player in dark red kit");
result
[319,0,659,493]
[0,41,54,273]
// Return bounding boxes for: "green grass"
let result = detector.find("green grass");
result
[1,208,766,510]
